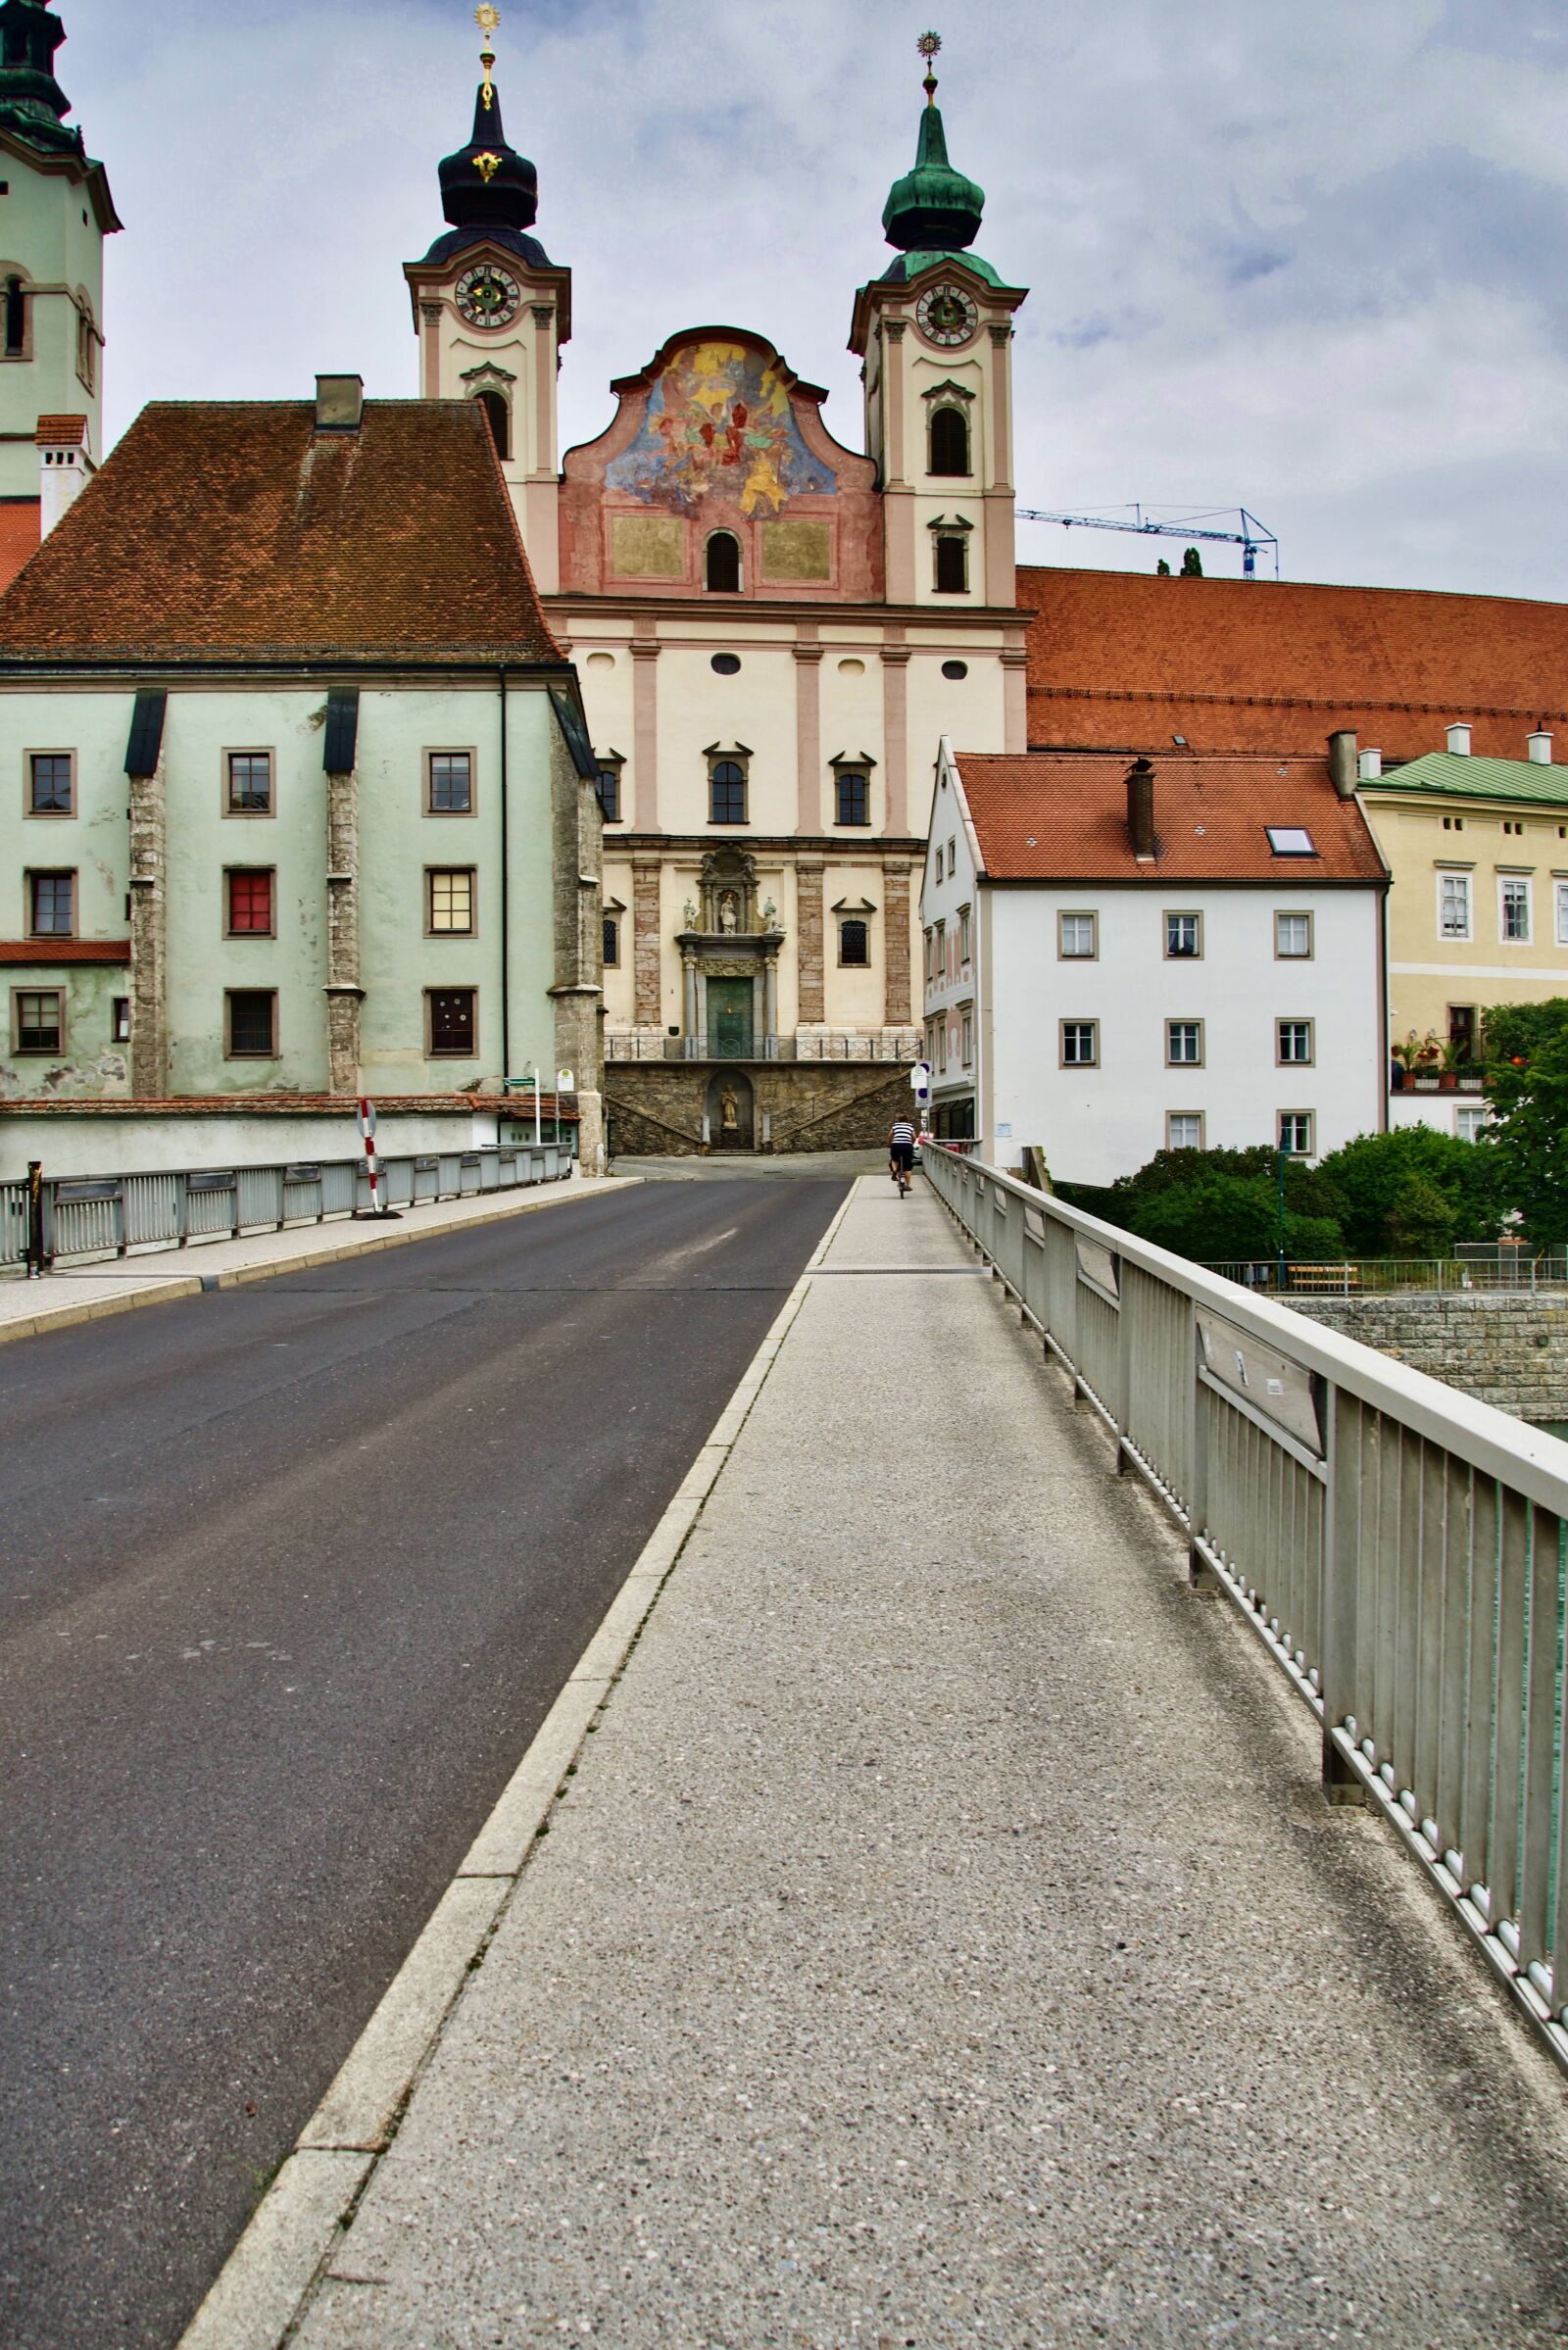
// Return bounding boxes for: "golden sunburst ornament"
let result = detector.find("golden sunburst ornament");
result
[917,28,941,103]
[475,4,501,108]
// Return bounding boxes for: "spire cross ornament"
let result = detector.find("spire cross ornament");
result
[917,28,941,105]
[476,4,501,109]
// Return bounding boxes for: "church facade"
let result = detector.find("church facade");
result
[405,30,1028,1149]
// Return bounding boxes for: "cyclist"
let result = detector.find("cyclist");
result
[888,1113,917,1193]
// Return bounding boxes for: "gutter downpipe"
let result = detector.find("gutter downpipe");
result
[499,663,511,1087]
[1378,880,1390,1135]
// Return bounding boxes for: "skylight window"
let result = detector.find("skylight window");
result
[1266,826,1316,856]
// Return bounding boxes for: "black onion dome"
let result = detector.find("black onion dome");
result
[0,0,80,157]
[428,82,549,262]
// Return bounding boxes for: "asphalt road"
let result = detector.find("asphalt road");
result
[0,1175,845,2350]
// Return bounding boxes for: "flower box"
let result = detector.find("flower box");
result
[1412,1074,1441,1092]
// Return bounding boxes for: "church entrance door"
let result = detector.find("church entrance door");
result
[707,978,752,1059]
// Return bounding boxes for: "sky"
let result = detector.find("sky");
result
[48,0,1568,602]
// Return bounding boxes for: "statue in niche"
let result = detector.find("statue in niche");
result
[718,891,740,934]
[683,899,698,929]
[760,899,777,928]
[720,1085,739,1133]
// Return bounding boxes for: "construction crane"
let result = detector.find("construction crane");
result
[1016,505,1280,579]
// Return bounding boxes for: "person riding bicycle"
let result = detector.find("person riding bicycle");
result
[888,1114,917,1190]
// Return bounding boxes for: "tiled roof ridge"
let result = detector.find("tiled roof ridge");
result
[0,939,130,963]
[1027,684,1568,720]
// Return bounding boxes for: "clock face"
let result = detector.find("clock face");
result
[915,282,979,348]
[455,264,521,329]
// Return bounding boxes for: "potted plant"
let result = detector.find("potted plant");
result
[1389,1032,1419,1092]
[1411,1032,1443,1091]
[1438,1036,1464,1092]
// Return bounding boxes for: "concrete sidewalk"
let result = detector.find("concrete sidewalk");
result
[218,1178,1568,2347]
[0,1169,630,1346]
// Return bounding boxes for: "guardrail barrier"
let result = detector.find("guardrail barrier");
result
[923,1146,1568,2078]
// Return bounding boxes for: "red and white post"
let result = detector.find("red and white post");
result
[358,1097,382,1215]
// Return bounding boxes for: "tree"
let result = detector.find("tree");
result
[1180,546,1204,577]
[1387,1173,1459,1258]
[1156,557,1172,576]
[1130,1172,1341,1264]
[1314,1126,1500,1256]
[1476,999,1568,1248]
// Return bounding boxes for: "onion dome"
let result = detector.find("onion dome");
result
[0,0,79,157]
[421,20,553,270]
[881,36,986,258]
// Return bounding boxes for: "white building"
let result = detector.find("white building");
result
[922,741,1390,1186]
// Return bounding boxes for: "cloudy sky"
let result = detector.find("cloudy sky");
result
[51,0,1568,601]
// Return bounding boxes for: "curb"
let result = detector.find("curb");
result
[0,1177,643,1349]
[175,1176,859,2350]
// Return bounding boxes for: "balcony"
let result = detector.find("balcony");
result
[606,1032,918,1064]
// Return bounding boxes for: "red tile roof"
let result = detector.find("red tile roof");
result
[0,939,130,964]
[0,402,564,666]
[956,749,1388,885]
[0,499,39,597]
[34,416,87,446]
[1018,566,1568,763]
[0,1093,579,1120]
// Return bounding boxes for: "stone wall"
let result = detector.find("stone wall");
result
[605,1060,913,1157]
[1290,1293,1568,1423]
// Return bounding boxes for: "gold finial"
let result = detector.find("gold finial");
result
[476,4,501,109]
[917,28,941,106]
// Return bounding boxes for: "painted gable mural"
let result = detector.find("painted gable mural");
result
[606,341,837,518]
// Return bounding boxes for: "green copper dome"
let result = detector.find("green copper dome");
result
[881,94,985,256]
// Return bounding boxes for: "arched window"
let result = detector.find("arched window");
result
[710,759,747,824]
[929,405,969,476]
[839,918,869,967]
[3,276,25,360]
[475,389,511,461]
[706,531,742,593]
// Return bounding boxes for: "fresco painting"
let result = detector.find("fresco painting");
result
[607,341,837,518]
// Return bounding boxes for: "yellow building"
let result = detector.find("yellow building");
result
[1356,729,1568,1091]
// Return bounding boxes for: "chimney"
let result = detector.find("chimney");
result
[1125,758,1156,861]
[1446,722,1472,757]
[35,415,92,539]
[1528,730,1554,765]
[315,373,365,431]
[1327,729,1357,799]
[1357,747,1383,781]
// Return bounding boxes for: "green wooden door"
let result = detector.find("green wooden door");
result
[708,979,751,1059]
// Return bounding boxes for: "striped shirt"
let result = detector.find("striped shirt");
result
[890,1120,916,1146]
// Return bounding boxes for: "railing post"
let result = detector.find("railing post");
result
[114,1180,127,1259]
[1187,1303,1219,1589]
[174,1170,189,1249]
[1320,1382,1366,1804]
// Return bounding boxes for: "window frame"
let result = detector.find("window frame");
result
[224,987,278,1060]
[593,755,623,825]
[928,403,971,478]
[708,757,749,827]
[1499,872,1533,944]
[834,770,870,827]
[1556,879,1568,948]
[1437,868,1473,942]
[960,1006,973,1066]
[1276,1017,1315,1067]
[957,906,971,965]
[1163,909,1202,960]
[425,865,478,939]
[603,912,620,968]
[1456,1105,1489,1145]
[223,865,276,940]
[11,985,64,1055]
[1058,910,1098,960]
[113,996,130,1045]
[25,867,75,938]
[704,530,743,594]
[1274,909,1312,959]
[25,749,74,818]
[1166,1111,1205,1151]
[838,915,870,968]
[424,747,478,817]
[1165,1018,1203,1068]
[425,985,479,1058]
[223,747,276,818]
[1060,1019,1100,1069]
[932,529,969,595]
[1278,1109,1314,1156]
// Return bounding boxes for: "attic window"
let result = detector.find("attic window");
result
[1266,826,1316,857]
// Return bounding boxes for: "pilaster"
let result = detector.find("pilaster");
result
[324,766,362,1094]
[881,640,910,837]
[632,857,662,1027]
[630,635,661,830]
[883,861,913,1028]
[796,859,825,1025]
[794,633,823,834]
[127,767,168,1099]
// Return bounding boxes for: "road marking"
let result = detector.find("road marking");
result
[175,1176,859,2350]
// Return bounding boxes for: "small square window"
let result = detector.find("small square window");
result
[1166,1020,1202,1066]
[427,867,475,936]
[1277,1018,1314,1065]
[1061,1019,1099,1068]
[1164,911,1201,958]
[225,988,277,1057]
[427,986,477,1056]
[13,987,63,1053]
[1058,912,1098,959]
[1167,1112,1204,1151]
[227,752,272,813]
[28,752,73,814]
[27,870,74,936]
[113,997,130,1044]
[1266,826,1316,857]
[226,868,274,936]
[1456,1105,1488,1145]
[427,752,473,813]
[1279,1110,1314,1155]
[839,917,869,967]
[1275,911,1311,958]
[835,772,869,826]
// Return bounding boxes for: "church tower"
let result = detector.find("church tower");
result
[404,7,570,590]
[0,0,120,529]
[849,35,1025,610]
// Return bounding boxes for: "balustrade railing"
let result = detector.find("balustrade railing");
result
[923,1145,1568,2078]
[1,1142,574,1273]
[606,1032,917,1063]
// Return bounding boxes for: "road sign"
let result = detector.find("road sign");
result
[910,1059,931,1103]
[556,1068,575,1093]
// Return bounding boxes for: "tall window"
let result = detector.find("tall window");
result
[835,771,869,826]
[706,532,741,593]
[1277,1019,1314,1065]
[1275,911,1311,958]
[13,989,63,1053]
[1438,871,1472,939]
[227,752,272,813]
[958,907,971,963]
[1164,911,1201,958]
[28,754,73,814]
[75,306,94,391]
[710,759,747,824]
[225,989,277,1057]
[929,406,970,476]
[226,868,274,936]
[1557,880,1568,947]
[427,987,477,1055]
[427,752,473,813]
[960,1009,973,1065]
[113,998,130,1044]
[933,531,968,593]
[594,761,622,823]
[1279,1111,1313,1155]
[603,913,620,967]
[1166,1020,1201,1065]
[839,917,869,967]
[427,868,475,935]
[27,871,74,936]
[3,276,24,359]
[1500,876,1532,942]
[475,389,510,460]
[1058,912,1097,958]
[1061,1020,1099,1067]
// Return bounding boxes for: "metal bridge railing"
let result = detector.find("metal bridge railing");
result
[923,1146,1568,2078]
[1,1143,574,1273]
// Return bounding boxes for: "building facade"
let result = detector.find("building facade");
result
[406,30,1028,1149]
[924,741,1388,1186]
[0,382,605,1159]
